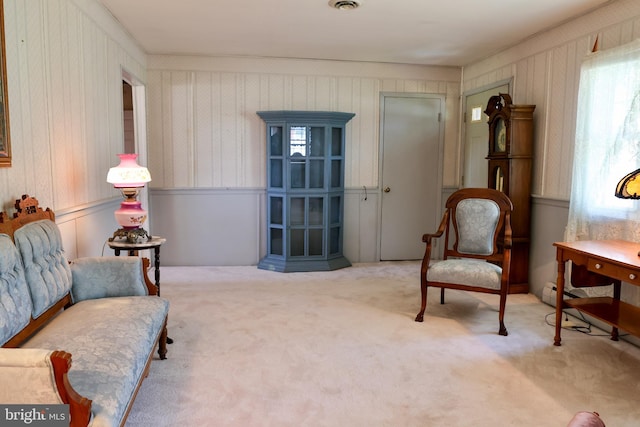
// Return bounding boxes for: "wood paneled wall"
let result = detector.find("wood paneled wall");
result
[146,56,461,190]
[0,0,147,258]
[0,0,146,213]
[144,58,460,265]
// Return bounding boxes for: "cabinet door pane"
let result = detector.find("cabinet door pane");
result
[270,159,283,188]
[309,160,324,188]
[331,127,342,156]
[290,197,305,225]
[270,228,283,255]
[309,229,323,256]
[270,126,284,156]
[309,197,324,225]
[310,127,324,156]
[290,160,306,188]
[270,196,283,225]
[290,229,305,256]
[290,126,307,156]
[331,160,342,188]
[330,196,341,224]
[329,226,340,255]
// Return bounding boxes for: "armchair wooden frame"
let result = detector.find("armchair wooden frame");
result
[415,188,514,335]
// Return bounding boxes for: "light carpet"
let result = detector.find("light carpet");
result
[125,261,640,426]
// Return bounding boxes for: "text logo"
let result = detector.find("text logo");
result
[0,405,69,426]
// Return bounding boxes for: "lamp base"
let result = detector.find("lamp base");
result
[109,227,150,244]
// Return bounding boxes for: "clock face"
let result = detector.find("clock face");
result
[494,118,507,152]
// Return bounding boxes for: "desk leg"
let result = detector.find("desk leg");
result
[611,280,621,341]
[554,251,565,346]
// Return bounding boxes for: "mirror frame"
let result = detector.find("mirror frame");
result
[0,0,11,167]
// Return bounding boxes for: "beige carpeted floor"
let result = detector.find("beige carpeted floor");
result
[125,261,640,426]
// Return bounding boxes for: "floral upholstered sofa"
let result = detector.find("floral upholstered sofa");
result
[0,195,169,427]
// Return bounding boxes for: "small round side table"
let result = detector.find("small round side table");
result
[108,236,173,344]
[108,236,166,295]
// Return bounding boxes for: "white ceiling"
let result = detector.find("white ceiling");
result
[99,0,613,67]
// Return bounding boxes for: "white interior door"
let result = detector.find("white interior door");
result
[380,94,444,260]
[463,84,509,188]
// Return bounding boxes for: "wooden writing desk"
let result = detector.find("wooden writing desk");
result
[553,239,640,346]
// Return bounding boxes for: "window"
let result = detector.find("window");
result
[566,39,640,244]
[471,106,483,122]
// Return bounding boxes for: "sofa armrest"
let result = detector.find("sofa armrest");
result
[70,257,148,302]
[0,349,92,427]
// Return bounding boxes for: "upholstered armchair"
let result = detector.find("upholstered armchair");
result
[415,188,514,335]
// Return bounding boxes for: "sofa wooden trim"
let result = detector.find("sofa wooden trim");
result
[50,351,93,427]
[2,296,72,348]
[1,195,168,427]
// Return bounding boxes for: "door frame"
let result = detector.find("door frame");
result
[377,92,445,260]
[461,78,512,187]
[121,67,150,230]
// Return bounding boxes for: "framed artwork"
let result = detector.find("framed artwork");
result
[0,0,10,167]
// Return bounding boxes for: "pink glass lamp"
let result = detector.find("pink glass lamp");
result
[106,153,152,243]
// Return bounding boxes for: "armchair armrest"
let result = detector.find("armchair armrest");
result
[421,210,449,272]
[70,256,148,302]
[0,349,92,427]
[422,210,449,244]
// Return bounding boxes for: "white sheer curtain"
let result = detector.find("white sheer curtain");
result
[565,39,640,299]
[566,38,640,243]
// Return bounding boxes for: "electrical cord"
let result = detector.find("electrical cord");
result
[544,310,628,338]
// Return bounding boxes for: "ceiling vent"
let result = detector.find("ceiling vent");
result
[328,0,362,10]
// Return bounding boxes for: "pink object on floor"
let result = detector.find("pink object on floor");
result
[567,411,605,427]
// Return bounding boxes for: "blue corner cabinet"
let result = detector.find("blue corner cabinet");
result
[257,110,355,272]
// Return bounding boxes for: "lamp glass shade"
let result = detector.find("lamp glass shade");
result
[106,153,151,188]
[615,168,640,199]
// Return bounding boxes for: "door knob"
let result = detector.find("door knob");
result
[384,187,391,193]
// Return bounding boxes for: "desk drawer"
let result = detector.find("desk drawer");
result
[588,258,640,285]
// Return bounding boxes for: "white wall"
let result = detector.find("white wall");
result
[146,56,461,265]
[0,0,147,257]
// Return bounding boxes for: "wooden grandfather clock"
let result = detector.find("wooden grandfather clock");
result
[485,93,535,294]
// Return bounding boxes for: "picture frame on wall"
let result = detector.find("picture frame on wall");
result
[0,0,11,167]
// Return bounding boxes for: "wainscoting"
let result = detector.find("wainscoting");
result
[53,188,570,301]
[147,187,381,267]
[529,196,569,297]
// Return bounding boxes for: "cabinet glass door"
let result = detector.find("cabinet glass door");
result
[330,127,343,188]
[289,196,325,257]
[269,196,284,256]
[329,195,342,255]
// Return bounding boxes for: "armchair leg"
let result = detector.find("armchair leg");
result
[440,288,445,304]
[498,293,508,336]
[498,322,508,336]
[415,279,428,322]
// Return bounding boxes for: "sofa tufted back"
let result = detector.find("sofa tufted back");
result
[13,220,72,318]
[0,234,33,346]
